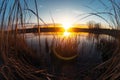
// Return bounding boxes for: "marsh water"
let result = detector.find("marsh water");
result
[25,32,116,79]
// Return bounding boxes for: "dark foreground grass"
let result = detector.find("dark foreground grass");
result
[90,38,120,80]
[0,34,55,80]
[0,32,120,80]
[0,0,120,80]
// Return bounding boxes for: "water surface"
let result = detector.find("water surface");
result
[25,32,116,79]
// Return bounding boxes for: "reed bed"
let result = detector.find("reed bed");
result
[90,39,120,80]
[51,35,80,60]
[0,0,120,80]
[75,0,120,79]
[92,0,120,79]
[0,34,51,80]
[0,0,54,80]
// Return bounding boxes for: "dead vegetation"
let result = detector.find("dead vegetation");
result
[0,0,53,80]
[0,0,120,80]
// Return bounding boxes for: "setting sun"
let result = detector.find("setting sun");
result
[62,22,72,30]
[62,21,73,37]
[62,21,72,36]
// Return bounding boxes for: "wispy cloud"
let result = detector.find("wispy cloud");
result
[72,10,84,15]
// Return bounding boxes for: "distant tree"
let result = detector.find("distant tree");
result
[87,21,95,29]
[87,21,101,29]
[94,23,101,29]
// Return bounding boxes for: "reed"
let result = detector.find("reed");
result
[0,0,54,80]
[50,35,80,61]
[0,0,120,79]
[84,0,120,79]
[76,0,120,29]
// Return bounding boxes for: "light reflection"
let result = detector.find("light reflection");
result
[63,31,70,36]
[61,21,73,37]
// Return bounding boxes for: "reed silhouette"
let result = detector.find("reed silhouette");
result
[0,0,120,80]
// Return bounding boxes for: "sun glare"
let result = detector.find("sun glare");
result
[62,22,72,30]
[61,18,73,37]
[63,31,70,36]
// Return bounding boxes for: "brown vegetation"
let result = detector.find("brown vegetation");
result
[51,35,79,61]
[0,0,120,80]
[0,34,54,80]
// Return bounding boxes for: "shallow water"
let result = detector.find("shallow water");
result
[25,32,115,79]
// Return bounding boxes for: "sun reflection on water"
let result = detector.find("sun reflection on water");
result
[61,21,73,37]
[63,31,70,37]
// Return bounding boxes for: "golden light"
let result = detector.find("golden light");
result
[60,17,74,37]
[62,22,72,30]
[63,31,70,36]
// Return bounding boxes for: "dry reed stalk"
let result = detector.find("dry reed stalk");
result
[0,0,53,80]
[34,0,41,56]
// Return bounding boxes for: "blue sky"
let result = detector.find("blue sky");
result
[27,0,113,24]
[0,0,120,25]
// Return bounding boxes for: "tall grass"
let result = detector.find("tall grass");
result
[44,34,80,79]
[34,0,41,56]
[0,0,120,79]
[76,0,120,29]
[51,35,80,61]
[75,0,120,79]
[83,0,120,79]
[0,0,54,80]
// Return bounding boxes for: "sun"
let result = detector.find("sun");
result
[62,22,72,30]
[62,22,72,37]
[61,18,73,36]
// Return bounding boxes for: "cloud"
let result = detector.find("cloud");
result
[74,10,80,14]
[72,10,82,15]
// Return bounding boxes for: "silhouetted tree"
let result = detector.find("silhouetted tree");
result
[94,23,101,29]
[87,21,101,29]
[87,21,95,29]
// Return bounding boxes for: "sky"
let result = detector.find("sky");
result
[0,0,120,26]
[26,0,114,25]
